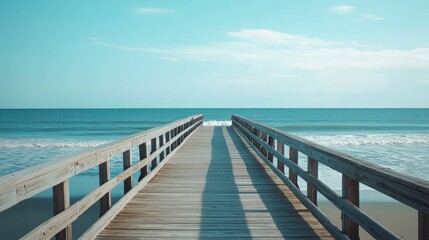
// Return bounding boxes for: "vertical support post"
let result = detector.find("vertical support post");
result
[177,126,181,145]
[257,130,263,153]
[165,131,170,156]
[170,130,174,151]
[99,161,111,217]
[138,143,147,181]
[174,127,179,147]
[342,175,360,240]
[267,136,274,163]
[307,157,318,205]
[159,135,164,162]
[289,147,299,188]
[419,211,429,240]
[181,125,185,142]
[261,133,268,157]
[123,149,132,194]
[253,128,260,149]
[276,140,285,173]
[151,137,157,170]
[53,180,71,240]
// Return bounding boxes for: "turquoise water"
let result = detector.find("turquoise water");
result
[1,108,428,190]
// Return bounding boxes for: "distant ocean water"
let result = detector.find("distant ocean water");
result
[1,108,428,191]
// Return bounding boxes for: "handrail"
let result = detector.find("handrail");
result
[0,114,204,240]
[232,114,429,240]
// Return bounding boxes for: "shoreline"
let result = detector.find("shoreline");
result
[0,189,417,239]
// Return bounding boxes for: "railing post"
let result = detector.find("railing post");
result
[53,180,71,240]
[419,211,429,240]
[307,157,318,205]
[342,175,360,240]
[178,126,182,144]
[138,143,147,181]
[151,137,157,170]
[261,133,268,157]
[276,140,285,173]
[257,130,262,153]
[165,131,170,156]
[99,160,111,217]
[159,135,164,162]
[253,128,259,149]
[123,150,132,194]
[289,147,299,188]
[268,136,274,162]
[174,127,179,146]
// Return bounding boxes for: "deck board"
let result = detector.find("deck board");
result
[96,126,333,239]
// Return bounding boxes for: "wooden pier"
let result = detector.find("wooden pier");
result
[96,126,332,239]
[0,114,428,240]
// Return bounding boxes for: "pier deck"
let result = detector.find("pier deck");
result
[2,114,428,240]
[96,127,333,239]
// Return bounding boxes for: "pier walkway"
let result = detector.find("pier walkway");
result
[1,114,428,240]
[96,127,332,239]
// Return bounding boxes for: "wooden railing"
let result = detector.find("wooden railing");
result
[232,115,429,240]
[0,114,204,240]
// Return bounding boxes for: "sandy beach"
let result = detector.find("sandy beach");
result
[319,191,418,239]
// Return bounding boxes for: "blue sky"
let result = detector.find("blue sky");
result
[1,1,428,108]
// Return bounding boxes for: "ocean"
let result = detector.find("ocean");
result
[1,108,428,192]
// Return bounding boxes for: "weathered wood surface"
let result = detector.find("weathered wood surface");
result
[53,180,71,240]
[232,115,429,239]
[0,115,203,212]
[232,115,429,215]
[96,127,333,239]
[7,115,203,240]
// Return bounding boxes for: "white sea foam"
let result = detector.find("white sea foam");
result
[203,120,232,126]
[0,138,111,149]
[303,134,429,146]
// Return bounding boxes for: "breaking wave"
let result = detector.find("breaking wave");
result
[304,134,429,146]
[203,121,232,126]
[0,138,111,149]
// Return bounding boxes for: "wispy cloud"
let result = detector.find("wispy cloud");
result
[330,5,384,21]
[227,29,344,48]
[93,29,429,69]
[330,5,355,15]
[361,13,385,21]
[92,29,429,94]
[135,8,174,15]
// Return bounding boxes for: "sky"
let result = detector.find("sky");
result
[0,0,428,108]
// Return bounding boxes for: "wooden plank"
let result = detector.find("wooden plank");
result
[138,143,147,181]
[307,157,318,205]
[99,161,111,217]
[165,131,170,156]
[268,136,274,162]
[0,114,203,212]
[81,124,202,239]
[232,115,429,214]
[276,140,285,173]
[159,135,164,162]
[122,150,132,194]
[342,175,360,240]
[233,120,400,239]
[419,211,429,240]
[22,178,118,240]
[232,125,346,239]
[289,147,299,188]
[150,137,157,170]
[53,180,71,240]
[98,228,332,238]
[96,127,333,239]
[13,117,203,240]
